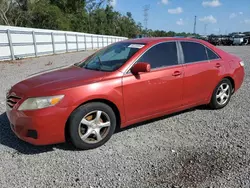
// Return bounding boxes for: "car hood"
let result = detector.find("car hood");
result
[11,65,107,96]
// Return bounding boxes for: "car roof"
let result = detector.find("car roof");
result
[123,37,206,45]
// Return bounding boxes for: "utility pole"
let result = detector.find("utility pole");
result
[143,5,150,35]
[193,16,197,34]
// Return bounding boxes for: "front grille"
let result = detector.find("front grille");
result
[6,95,22,109]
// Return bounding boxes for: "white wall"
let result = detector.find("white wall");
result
[0,25,128,60]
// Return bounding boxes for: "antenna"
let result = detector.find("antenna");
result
[143,5,150,32]
[204,24,208,35]
[193,16,197,34]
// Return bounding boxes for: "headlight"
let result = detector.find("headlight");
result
[18,95,64,111]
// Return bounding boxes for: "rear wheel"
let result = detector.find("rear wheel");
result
[209,78,232,109]
[68,102,116,150]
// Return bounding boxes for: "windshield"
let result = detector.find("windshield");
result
[77,42,145,72]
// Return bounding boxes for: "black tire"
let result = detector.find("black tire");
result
[68,102,116,150]
[209,78,232,109]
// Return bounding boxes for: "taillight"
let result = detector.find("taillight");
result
[240,61,244,67]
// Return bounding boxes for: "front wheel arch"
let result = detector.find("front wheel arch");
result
[65,99,121,143]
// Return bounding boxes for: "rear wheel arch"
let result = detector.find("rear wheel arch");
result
[209,78,233,109]
[65,98,121,142]
[208,76,235,103]
[223,76,235,93]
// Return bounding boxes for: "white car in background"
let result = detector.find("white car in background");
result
[233,34,249,45]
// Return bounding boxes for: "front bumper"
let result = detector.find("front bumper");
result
[6,105,74,145]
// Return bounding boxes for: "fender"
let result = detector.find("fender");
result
[62,76,126,125]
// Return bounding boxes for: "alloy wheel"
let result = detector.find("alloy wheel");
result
[78,110,111,144]
[216,83,230,105]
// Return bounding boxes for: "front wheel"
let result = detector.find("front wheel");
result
[209,79,232,109]
[68,102,116,150]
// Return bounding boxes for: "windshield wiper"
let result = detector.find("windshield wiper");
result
[83,56,104,71]
[73,62,80,66]
[84,66,101,71]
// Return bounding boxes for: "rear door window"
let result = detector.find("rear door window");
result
[181,42,208,63]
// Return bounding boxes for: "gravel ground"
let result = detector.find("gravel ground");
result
[0,47,249,188]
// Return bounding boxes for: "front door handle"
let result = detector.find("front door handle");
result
[215,63,221,68]
[172,71,182,76]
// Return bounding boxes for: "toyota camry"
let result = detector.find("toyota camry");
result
[6,37,245,150]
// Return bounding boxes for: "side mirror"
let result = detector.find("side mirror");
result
[131,62,151,75]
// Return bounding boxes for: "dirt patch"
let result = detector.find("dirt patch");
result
[45,61,53,66]
[147,145,247,187]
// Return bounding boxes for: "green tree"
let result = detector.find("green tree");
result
[30,0,71,30]
[0,0,199,38]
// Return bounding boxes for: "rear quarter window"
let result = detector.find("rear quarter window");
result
[206,47,220,60]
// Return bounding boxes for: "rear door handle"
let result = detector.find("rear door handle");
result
[215,63,221,68]
[172,71,182,76]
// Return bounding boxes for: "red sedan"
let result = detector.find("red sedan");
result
[6,37,245,150]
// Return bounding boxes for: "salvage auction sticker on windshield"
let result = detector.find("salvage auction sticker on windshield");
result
[128,44,145,49]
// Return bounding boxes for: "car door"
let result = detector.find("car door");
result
[180,41,223,106]
[122,41,184,122]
